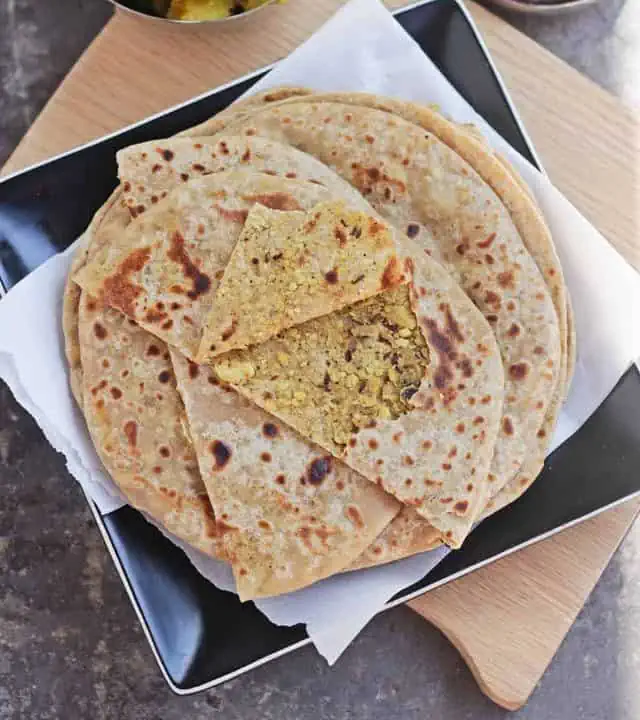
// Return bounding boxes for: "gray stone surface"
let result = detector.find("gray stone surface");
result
[1,1,639,718]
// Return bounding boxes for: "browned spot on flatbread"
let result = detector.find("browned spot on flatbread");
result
[484,290,501,309]
[307,456,332,486]
[351,163,407,196]
[424,305,467,402]
[221,317,238,341]
[210,440,231,469]
[123,420,137,448]
[156,148,174,161]
[188,361,199,380]
[407,223,420,238]
[380,256,403,290]
[93,322,108,340]
[168,231,211,301]
[91,380,107,397]
[477,232,496,248]
[243,192,302,211]
[498,271,515,288]
[102,247,151,317]
[145,308,167,324]
[458,358,473,378]
[346,505,364,529]
[454,500,469,514]
[509,362,530,381]
[213,204,249,224]
[263,422,279,438]
[325,269,338,285]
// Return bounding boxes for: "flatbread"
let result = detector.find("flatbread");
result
[170,350,400,600]
[63,188,130,406]
[73,170,335,359]
[177,87,313,139]
[349,508,441,570]
[212,98,562,503]
[198,200,408,360]
[213,242,505,547]
[116,134,369,218]
[77,291,225,558]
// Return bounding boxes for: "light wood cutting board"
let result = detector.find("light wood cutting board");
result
[3,0,639,710]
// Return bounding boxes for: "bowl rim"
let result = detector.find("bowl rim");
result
[107,0,277,24]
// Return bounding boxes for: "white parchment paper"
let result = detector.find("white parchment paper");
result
[1,0,639,664]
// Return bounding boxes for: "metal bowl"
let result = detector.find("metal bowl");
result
[107,0,277,25]
[483,0,598,14]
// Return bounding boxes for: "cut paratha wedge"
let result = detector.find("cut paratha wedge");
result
[198,200,407,360]
[170,350,401,600]
[213,242,505,547]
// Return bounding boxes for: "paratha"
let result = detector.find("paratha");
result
[77,291,225,558]
[171,350,400,600]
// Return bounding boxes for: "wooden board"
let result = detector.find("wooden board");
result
[3,0,639,709]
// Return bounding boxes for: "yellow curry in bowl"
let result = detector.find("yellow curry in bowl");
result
[168,0,272,20]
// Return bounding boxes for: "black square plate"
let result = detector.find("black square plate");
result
[1,0,639,695]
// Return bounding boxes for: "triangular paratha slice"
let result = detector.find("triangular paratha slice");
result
[170,350,400,601]
[197,200,407,360]
[213,243,505,547]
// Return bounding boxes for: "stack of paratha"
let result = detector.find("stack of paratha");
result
[64,89,572,601]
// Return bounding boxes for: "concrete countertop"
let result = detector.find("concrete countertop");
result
[1,1,638,718]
